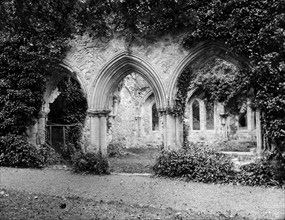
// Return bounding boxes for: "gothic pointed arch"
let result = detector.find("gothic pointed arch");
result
[90,52,167,111]
[167,41,249,107]
[43,64,87,114]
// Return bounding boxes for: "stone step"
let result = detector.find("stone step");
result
[219,151,257,171]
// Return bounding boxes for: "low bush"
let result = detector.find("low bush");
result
[72,152,109,174]
[153,145,235,184]
[107,139,126,157]
[0,135,45,168]
[236,153,285,187]
[153,143,285,187]
[38,143,65,166]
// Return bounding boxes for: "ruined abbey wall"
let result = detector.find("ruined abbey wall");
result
[34,33,263,154]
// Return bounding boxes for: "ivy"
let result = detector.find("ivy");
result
[0,0,77,136]
[176,0,285,150]
[48,77,88,154]
[0,0,284,151]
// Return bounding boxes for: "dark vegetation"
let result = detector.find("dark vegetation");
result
[153,143,285,188]
[72,152,109,175]
[0,0,284,180]
[48,77,88,160]
[0,135,63,168]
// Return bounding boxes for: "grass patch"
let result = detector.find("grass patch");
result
[108,148,160,173]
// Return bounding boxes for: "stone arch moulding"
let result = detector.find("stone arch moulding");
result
[141,90,154,107]
[43,64,87,115]
[44,64,87,107]
[167,41,250,107]
[90,52,167,112]
[28,64,87,146]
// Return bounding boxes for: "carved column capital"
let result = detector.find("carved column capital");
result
[87,109,111,117]
[158,108,167,116]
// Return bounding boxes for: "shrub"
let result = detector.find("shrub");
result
[38,143,65,166]
[0,135,45,168]
[153,145,235,184]
[107,139,126,157]
[153,143,285,187]
[72,152,109,174]
[236,153,285,187]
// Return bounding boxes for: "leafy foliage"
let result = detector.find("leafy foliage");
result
[0,135,44,168]
[0,0,77,136]
[48,77,87,155]
[74,0,197,40]
[180,0,285,149]
[1,0,284,162]
[153,144,235,184]
[72,152,109,174]
[107,139,126,158]
[153,143,285,187]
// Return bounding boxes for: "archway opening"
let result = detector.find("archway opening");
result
[47,76,88,161]
[107,73,162,173]
[180,57,256,151]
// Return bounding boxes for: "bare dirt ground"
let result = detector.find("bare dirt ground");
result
[1,167,284,220]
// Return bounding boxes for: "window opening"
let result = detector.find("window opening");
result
[192,100,200,130]
[238,103,247,129]
[206,101,214,130]
[152,103,159,131]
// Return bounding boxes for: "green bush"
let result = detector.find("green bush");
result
[153,145,235,184]
[38,143,65,166]
[153,143,285,187]
[72,152,109,175]
[107,139,126,157]
[0,135,45,168]
[236,153,285,187]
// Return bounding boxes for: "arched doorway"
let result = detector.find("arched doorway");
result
[88,53,167,155]
[27,65,87,157]
[168,42,261,152]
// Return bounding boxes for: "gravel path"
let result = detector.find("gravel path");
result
[1,167,284,220]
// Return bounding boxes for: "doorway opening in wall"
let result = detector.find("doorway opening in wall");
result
[47,76,88,162]
[107,73,162,173]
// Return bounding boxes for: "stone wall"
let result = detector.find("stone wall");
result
[62,34,188,103]
[36,34,262,154]
[109,74,163,148]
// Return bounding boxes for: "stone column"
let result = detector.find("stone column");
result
[175,116,183,149]
[38,111,47,145]
[166,114,176,148]
[87,110,110,156]
[158,109,168,149]
[256,109,263,158]
[159,108,182,150]
[99,114,107,156]
[247,99,253,131]
[88,111,100,152]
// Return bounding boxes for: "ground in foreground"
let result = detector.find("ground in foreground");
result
[0,188,249,220]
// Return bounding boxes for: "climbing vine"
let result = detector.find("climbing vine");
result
[0,0,284,151]
[175,0,285,150]
[48,77,88,157]
[0,0,77,136]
